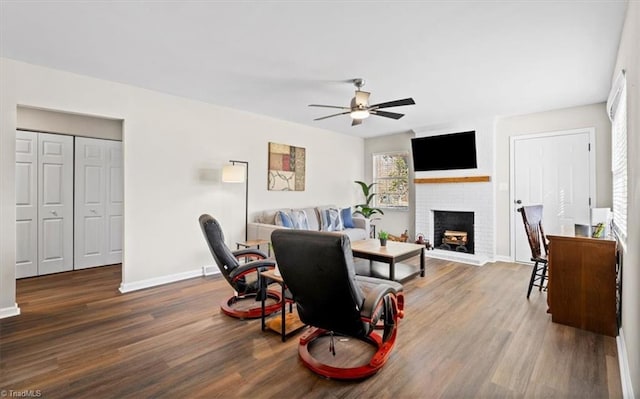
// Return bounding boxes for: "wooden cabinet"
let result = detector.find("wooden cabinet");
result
[547,235,618,336]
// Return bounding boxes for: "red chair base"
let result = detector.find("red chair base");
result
[297,326,398,380]
[220,289,283,319]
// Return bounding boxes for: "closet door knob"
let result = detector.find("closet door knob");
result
[90,209,97,214]
[51,210,58,216]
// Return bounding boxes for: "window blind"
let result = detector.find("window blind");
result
[607,70,627,244]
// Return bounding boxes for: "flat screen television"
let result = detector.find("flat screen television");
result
[411,131,478,171]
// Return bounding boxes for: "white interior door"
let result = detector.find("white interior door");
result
[512,130,594,263]
[15,131,38,278]
[74,138,123,269]
[105,140,123,265]
[38,133,74,275]
[74,137,106,269]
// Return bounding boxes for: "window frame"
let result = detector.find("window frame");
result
[372,151,410,210]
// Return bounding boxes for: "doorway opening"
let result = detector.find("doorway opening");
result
[15,106,124,278]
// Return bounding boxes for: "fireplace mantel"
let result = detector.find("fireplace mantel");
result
[414,176,490,184]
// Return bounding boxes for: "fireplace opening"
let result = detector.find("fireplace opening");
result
[433,211,474,254]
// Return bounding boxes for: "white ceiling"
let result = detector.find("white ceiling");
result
[0,1,627,138]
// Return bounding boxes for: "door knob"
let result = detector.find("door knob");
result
[90,209,97,214]
[515,199,522,204]
[51,210,58,216]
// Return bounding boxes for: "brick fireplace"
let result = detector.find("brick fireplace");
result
[415,181,493,265]
[433,210,475,254]
[413,121,494,265]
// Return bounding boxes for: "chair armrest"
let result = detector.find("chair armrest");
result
[359,283,398,321]
[232,248,269,259]
[352,217,370,237]
[359,280,403,342]
[229,259,276,280]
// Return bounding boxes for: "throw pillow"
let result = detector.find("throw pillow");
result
[319,207,331,231]
[341,207,355,228]
[324,208,344,231]
[290,209,310,230]
[275,210,293,228]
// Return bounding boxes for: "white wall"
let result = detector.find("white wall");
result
[0,61,19,317]
[363,131,415,239]
[611,2,640,396]
[0,58,363,313]
[494,103,612,258]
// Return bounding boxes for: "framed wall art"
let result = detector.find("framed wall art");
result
[268,142,306,191]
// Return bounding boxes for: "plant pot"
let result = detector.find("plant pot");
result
[379,238,387,247]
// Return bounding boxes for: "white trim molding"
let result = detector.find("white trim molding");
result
[119,269,204,293]
[0,303,21,319]
[425,249,490,266]
[493,255,514,263]
[617,328,635,399]
[203,265,221,277]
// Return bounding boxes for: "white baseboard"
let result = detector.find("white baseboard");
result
[617,328,635,399]
[119,268,204,293]
[0,303,21,319]
[494,255,513,263]
[425,249,489,266]
[202,264,221,277]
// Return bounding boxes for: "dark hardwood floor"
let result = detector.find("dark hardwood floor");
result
[0,258,622,398]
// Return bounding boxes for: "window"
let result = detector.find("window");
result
[373,152,409,209]
[608,70,627,244]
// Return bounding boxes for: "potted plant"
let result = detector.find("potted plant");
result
[378,230,389,246]
[353,181,385,219]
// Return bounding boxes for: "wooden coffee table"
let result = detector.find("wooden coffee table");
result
[351,239,425,282]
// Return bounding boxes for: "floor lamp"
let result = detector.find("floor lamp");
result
[222,160,249,241]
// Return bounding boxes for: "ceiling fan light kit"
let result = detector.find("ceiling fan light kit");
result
[309,78,415,126]
[350,109,370,120]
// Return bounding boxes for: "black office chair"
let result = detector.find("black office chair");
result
[199,214,282,319]
[518,205,549,299]
[271,229,404,380]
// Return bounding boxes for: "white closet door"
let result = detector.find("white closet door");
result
[74,138,123,269]
[105,140,123,265]
[74,137,107,269]
[16,131,38,278]
[38,133,74,275]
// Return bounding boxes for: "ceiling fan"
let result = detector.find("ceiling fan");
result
[309,78,415,126]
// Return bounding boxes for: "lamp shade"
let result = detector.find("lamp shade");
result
[222,164,245,183]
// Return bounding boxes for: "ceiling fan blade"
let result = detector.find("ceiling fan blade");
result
[309,104,350,110]
[313,111,351,121]
[371,110,405,120]
[369,98,416,109]
[351,118,363,126]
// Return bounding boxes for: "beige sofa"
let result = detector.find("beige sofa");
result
[247,206,370,243]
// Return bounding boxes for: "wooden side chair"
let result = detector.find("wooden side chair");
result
[518,205,549,299]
